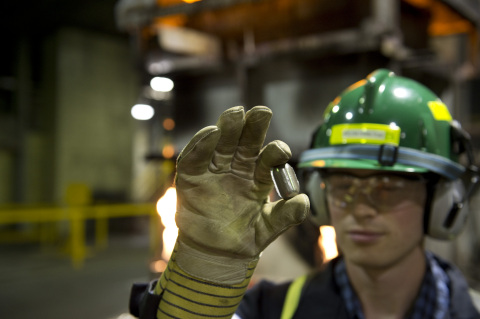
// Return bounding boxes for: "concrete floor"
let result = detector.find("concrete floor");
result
[0,234,154,319]
[0,222,313,319]
[4,229,478,319]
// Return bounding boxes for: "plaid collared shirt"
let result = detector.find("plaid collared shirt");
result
[334,251,450,319]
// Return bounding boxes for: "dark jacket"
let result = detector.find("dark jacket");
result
[235,256,480,319]
[130,256,480,319]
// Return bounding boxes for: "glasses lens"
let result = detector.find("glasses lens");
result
[369,175,411,208]
[325,174,358,208]
[325,173,424,210]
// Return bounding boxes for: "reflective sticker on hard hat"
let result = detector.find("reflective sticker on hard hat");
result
[330,123,401,146]
[311,160,326,167]
[324,97,342,121]
[428,101,452,121]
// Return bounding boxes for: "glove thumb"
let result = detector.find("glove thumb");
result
[256,193,310,253]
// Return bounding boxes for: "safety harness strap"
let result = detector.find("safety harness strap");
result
[280,274,308,319]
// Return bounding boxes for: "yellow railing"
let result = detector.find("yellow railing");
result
[0,203,159,268]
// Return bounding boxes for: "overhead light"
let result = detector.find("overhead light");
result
[162,144,175,159]
[148,60,174,75]
[131,104,154,120]
[163,118,175,131]
[150,77,174,92]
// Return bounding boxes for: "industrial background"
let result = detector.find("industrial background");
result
[1,0,480,318]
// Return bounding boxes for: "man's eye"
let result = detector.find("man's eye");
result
[377,181,404,191]
[378,185,400,191]
[330,182,352,190]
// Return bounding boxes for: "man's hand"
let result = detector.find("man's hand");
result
[174,106,310,283]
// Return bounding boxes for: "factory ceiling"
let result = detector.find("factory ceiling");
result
[0,0,477,45]
[0,0,120,36]
[0,0,478,77]
[112,0,479,77]
[118,0,371,43]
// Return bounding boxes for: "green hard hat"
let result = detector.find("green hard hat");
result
[299,69,465,180]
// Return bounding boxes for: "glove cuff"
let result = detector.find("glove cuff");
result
[175,240,259,285]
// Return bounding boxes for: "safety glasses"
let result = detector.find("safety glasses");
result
[323,172,427,211]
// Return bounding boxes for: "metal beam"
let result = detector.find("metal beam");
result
[116,0,263,30]
[438,0,480,26]
[151,0,262,17]
[371,0,400,34]
[246,27,381,63]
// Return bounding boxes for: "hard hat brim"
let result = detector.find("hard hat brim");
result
[298,158,428,174]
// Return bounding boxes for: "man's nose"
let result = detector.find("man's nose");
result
[349,191,377,219]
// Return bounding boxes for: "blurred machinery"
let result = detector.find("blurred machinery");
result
[115,0,479,78]
[116,0,480,163]
[115,0,480,283]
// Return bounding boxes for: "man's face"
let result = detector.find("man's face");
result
[326,169,427,270]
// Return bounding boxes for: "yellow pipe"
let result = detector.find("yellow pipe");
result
[0,203,157,268]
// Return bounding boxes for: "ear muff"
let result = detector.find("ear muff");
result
[303,170,330,226]
[426,123,479,240]
[427,178,468,239]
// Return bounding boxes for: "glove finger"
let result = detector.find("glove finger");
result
[255,140,291,185]
[209,106,245,173]
[232,106,272,179]
[176,126,221,176]
[256,194,310,252]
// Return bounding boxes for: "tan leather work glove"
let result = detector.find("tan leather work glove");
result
[174,105,310,284]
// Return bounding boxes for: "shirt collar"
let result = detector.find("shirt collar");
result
[334,252,450,319]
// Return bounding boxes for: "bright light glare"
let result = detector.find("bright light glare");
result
[162,144,175,159]
[131,104,154,120]
[345,112,353,120]
[163,118,175,131]
[150,77,174,92]
[393,87,409,98]
[156,187,178,260]
[150,259,167,273]
[389,122,398,129]
[319,226,338,262]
